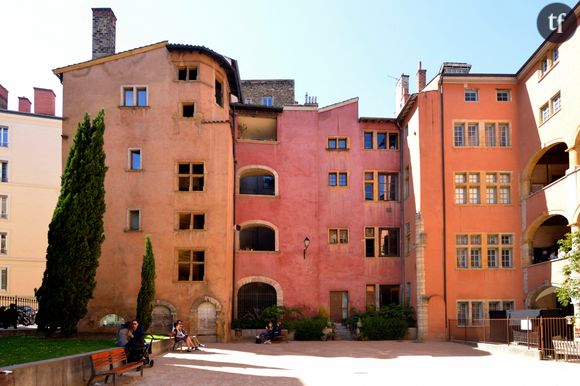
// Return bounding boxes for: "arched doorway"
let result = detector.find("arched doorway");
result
[151,305,173,333]
[531,215,570,263]
[237,282,277,319]
[197,302,217,335]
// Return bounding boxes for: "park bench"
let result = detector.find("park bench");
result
[257,328,289,343]
[552,337,580,361]
[87,348,143,386]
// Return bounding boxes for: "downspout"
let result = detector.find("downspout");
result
[439,75,449,330]
[230,105,238,329]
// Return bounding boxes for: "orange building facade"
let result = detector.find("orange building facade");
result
[399,6,580,339]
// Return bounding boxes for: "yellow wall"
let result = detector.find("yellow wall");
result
[0,111,61,296]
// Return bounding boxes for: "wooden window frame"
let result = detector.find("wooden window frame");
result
[328,228,349,244]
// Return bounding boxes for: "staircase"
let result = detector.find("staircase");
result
[333,323,353,340]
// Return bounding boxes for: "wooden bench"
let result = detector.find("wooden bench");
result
[257,328,289,343]
[87,348,144,386]
[552,337,580,361]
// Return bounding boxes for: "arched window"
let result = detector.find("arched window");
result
[237,282,277,319]
[240,173,275,195]
[239,225,275,251]
[99,314,125,328]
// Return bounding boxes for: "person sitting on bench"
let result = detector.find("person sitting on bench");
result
[172,320,203,351]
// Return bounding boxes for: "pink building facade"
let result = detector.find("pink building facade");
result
[233,98,402,321]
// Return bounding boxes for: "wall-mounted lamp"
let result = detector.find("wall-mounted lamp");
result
[303,236,311,259]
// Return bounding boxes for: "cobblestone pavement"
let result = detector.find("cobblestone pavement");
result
[113,341,578,386]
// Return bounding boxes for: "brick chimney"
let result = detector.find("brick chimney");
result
[0,84,7,110]
[92,8,117,59]
[34,88,56,116]
[18,97,31,113]
[417,61,427,92]
[395,74,409,115]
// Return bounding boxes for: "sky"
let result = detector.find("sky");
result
[1,0,577,117]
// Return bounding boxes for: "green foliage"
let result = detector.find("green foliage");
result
[360,316,408,340]
[36,111,107,335]
[291,317,326,341]
[136,236,156,331]
[233,305,305,329]
[378,304,416,327]
[556,230,580,306]
[0,336,114,367]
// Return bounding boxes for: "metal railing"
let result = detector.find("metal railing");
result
[0,295,38,311]
[449,317,577,360]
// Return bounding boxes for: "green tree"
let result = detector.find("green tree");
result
[136,236,156,331]
[556,230,580,306]
[35,111,107,335]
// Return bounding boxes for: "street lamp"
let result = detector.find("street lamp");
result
[303,236,310,259]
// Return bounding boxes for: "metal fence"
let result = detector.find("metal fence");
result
[0,295,38,311]
[449,317,578,360]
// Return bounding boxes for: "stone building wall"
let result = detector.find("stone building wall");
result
[241,79,295,107]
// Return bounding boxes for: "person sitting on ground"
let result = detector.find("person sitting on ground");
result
[256,321,274,344]
[172,320,203,351]
[116,321,130,347]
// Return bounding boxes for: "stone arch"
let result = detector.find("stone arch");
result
[523,211,571,244]
[237,164,279,196]
[235,276,284,318]
[189,296,224,337]
[526,283,560,308]
[521,141,569,197]
[237,220,279,252]
[150,300,178,333]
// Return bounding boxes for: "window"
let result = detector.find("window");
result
[552,47,559,63]
[458,233,513,269]
[122,86,147,107]
[404,222,411,256]
[456,234,482,268]
[0,232,7,254]
[128,209,140,231]
[129,149,141,170]
[239,225,275,251]
[365,226,399,257]
[182,103,195,118]
[496,89,511,102]
[457,172,511,205]
[540,48,559,77]
[552,93,561,113]
[215,80,224,107]
[467,123,479,146]
[499,124,510,147]
[177,250,205,281]
[329,228,349,244]
[364,132,373,149]
[501,234,513,268]
[485,123,496,147]
[540,103,550,123]
[363,131,399,150]
[471,302,483,324]
[177,162,204,191]
[327,137,348,150]
[0,195,6,219]
[178,67,198,81]
[328,172,348,187]
[0,127,7,148]
[464,89,478,102]
[178,212,205,230]
[262,96,273,106]
[540,57,549,75]
[454,123,465,146]
[457,302,469,326]
[0,267,6,291]
[403,166,409,200]
[240,173,275,195]
[0,162,7,182]
[365,171,399,201]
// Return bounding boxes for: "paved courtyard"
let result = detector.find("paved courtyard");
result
[116,341,578,386]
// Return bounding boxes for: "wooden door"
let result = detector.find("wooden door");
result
[330,291,348,322]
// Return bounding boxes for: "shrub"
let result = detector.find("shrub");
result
[292,317,326,341]
[360,316,408,340]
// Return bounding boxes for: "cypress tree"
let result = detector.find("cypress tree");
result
[136,236,156,331]
[35,111,107,335]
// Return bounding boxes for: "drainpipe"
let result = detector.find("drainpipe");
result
[230,105,238,330]
[439,75,449,330]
